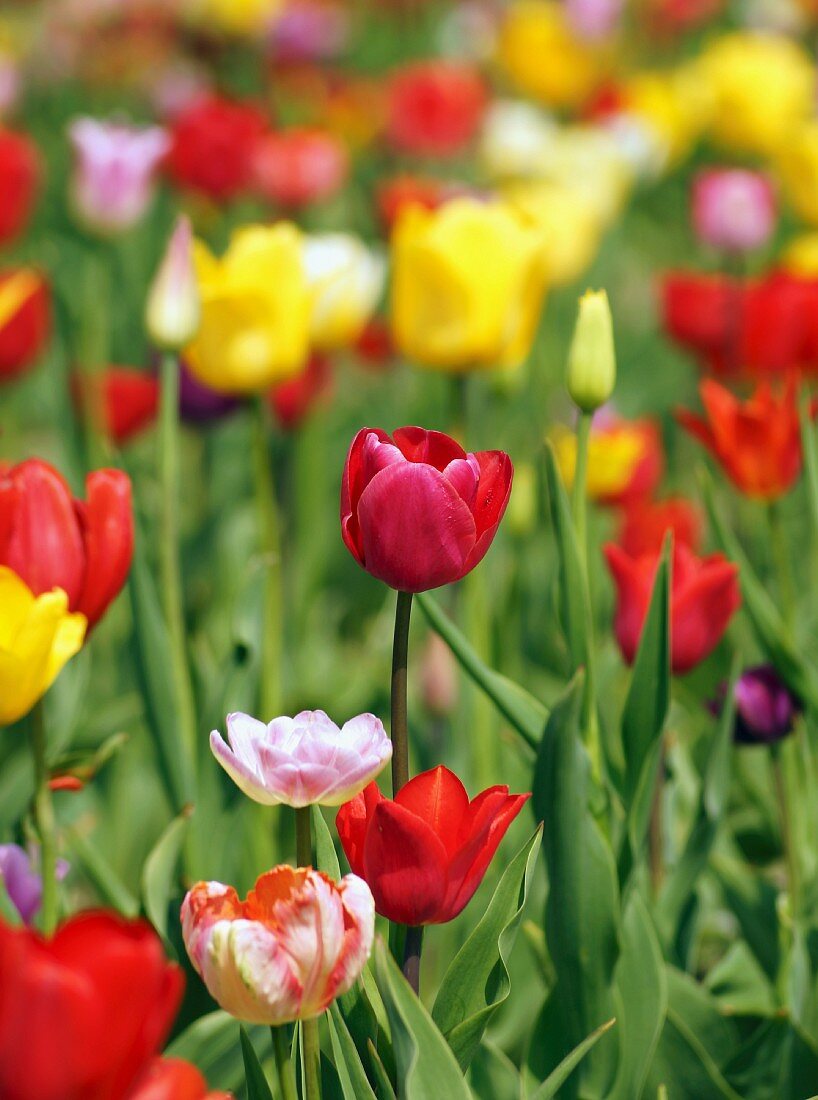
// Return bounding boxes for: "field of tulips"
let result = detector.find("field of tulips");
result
[8,1,818,1098]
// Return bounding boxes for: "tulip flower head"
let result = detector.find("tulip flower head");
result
[605,541,740,673]
[341,426,513,592]
[210,709,392,807]
[617,496,702,558]
[0,459,133,628]
[181,867,374,1025]
[253,128,348,209]
[385,61,487,159]
[304,234,385,351]
[730,665,800,745]
[0,567,86,725]
[0,844,69,927]
[68,118,170,236]
[146,216,201,352]
[130,1057,231,1100]
[566,289,616,413]
[336,765,530,925]
[566,0,624,40]
[166,95,267,204]
[0,128,38,246]
[72,367,160,445]
[691,169,776,254]
[550,413,662,505]
[0,268,50,384]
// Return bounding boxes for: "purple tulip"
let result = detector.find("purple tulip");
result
[732,665,800,745]
[0,844,69,926]
[178,360,239,423]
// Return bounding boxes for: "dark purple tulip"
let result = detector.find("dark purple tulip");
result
[178,360,239,423]
[732,665,800,745]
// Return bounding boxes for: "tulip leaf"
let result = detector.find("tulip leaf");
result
[531,673,621,1096]
[416,592,547,748]
[373,939,473,1100]
[432,824,543,1070]
[65,823,140,917]
[529,1018,617,1100]
[142,807,191,953]
[799,392,818,540]
[240,1026,274,1100]
[327,1002,378,1100]
[312,805,341,879]
[169,1011,263,1091]
[366,1038,398,1100]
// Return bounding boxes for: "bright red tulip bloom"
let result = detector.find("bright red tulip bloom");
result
[617,496,702,558]
[166,96,268,203]
[604,541,740,673]
[336,766,529,925]
[72,367,160,444]
[0,129,38,245]
[677,376,806,499]
[0,269,50,383]
[0,459,133,627]
[253,128,348,209]
[130,1058,231,1100]
[0,911,183,1100]
[341,426,513,592]
[385,61,487,159]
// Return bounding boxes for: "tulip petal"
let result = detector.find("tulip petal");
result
[363,800,448,924]
[75,469,134,628]
[392,426,467,470]
[395,765,470,858]
[464,450,514,571]
[210,730,282,806]
[336,783,384,877]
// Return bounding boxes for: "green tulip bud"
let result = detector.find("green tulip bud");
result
[566,289,616,414]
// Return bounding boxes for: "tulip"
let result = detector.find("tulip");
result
[269,1,350,62]
[566,290,616,413]
[185,225,310,395]
[181,866,375,1025]
[0,129,38,246]
[503,179,604,288]
[550,413,663,505]
[336,765,529,925]
[0,911,184,1100]
[253,128,348,209]
[178,361,239,423]
[210,709,392,807]
[269,352,331,430]
[130,1058,231,1100]
[0,568,86,725]
[566,0,623,39]
[0,845,68,927]
[777,122,818,228]
[677,376,805,500]
[691,169,776,254]
[391,198,547,372]
[604,542,740,673]
[341,425,513,592]
[72,367,160,445]
[479,99,557,181]
[724,665,801,746]
[68,118,170,236]
[385,61,487,159]
[186,0,283,35]
[617,497,702,558]
[166,95,267,204]
[376,174,467,231]
[0,459,133,628]
[0,269,50,383]
[304,233,385,350]
[146,216,201,352]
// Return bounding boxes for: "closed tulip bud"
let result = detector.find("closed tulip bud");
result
[567,290,616,413]
[146,217,201,352]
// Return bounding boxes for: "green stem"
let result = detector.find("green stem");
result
[252,397,282,719]
[572,412,592,560]
[30,703,58,936]
[159,351,197,804]
[767,500,795,633]
[391,591,413,795]
[294,807,321,1099]
[772,746,801,922]
[402,924,424,996]
[272,1027,298,1100]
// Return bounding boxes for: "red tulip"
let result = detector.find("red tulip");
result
[269,352,332,430]
[130,1058,231,1100]
[0,269,50,383]
[253,128,348,209]
[677,375,806,500]
[0,459,133,628]
[341,426,513,592]
[0,911,183,1100]
[385,61,487,159]
[166,96,268,203]
[0,129,38,245]
[72,367,160,444]
[336,766,529,925]
[604,541,740,673]
[617,496,702,558]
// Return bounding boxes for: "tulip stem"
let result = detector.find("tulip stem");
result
[294,806,322,1098]
[159,351,197,805]
[391,590,413,795]
[272,1027,298,1100]
[767,500,795,632]
[572,412,592,556]
[295,805,313,867]
[402,924,424,996]
[30,702,58,936]
[252,396,282,719]
[772,745,801,922]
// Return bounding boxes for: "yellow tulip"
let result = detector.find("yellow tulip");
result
[496,0,608,110]
[391,198,548,372]
[186,225,311,395]
[776,123,818,227]
[503,180,603,287]
[185,0,283,35]
[701,33,814,156]
[623,63,713,168]
[781,231,818,276]
[550,423,644,500]
[0,568,86,727]
[304,234,385,351]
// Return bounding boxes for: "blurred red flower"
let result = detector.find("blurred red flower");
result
[0,269,50,383]
[130,1057,231,1100]
[166,96,268,203]
[336,765,529,924]
[0,458,133,628]
[0,128,38,245]
[72,367,160,444]
[269,352,332,429]
[376,174,469,230]
[617,496,702,558]
[253,128,348,208]
[385,61,487,158]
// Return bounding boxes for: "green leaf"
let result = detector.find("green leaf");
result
[529,1019,617,1100]
[327,1002,378,1100]
[373,939,472,1100]
[312,805,341,879]
[432,826,542,1070]
[168,1010,252,1089]
[141,808,190,953]
[240,1026,274,1100]
[416,592,547,748]
[469,1040,522,1100]
[66,823,140,917]
[366,1039,397,1100]
[704,941,778,1018]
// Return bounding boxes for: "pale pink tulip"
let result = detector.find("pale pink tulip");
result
[691,169,776,254]
[181,867,374,1024]
[210,709,391,807]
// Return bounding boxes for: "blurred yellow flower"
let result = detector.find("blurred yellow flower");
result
[496,0,608,110]
[391,197,548,372]
[186,225,310,395]
[304,234,385,351]
[781,231,818,275]
[623,64,713,168]
[701,33,814,156]
[0,568,86,727]
[776,123,818,227]
[504,180,603,287]
[537,126,633,227]
[550,423,643,499]
[185,0,283,35]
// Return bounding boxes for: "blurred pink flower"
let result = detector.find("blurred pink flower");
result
[68,117,170,235]
[0,844,69,927]
[566,0,624,39]
[691,169,777,254]
[210,709,391,807]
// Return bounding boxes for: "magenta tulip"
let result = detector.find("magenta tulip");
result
[340,426,513,592]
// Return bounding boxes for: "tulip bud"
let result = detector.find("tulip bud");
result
[146,217,201,351]
[566,289,616,413]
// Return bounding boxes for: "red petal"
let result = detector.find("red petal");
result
[391,426,466,470]
[395,765,470,858]
[75,469,134,628]
[363,800,448,924]
[336,782,384,877]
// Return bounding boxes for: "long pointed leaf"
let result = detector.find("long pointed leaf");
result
[530,1019,617,1100]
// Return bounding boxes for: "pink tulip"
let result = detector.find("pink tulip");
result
[181,867,374,1024]
[68,117,170,235]
[210,709,392,808]
[691,169,776,254]
[565,0,623,39]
